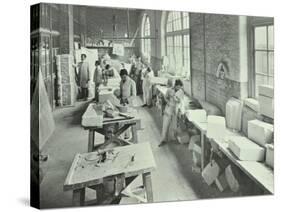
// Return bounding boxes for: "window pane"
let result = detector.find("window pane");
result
[174,19,178,31]
[269,52,274,76]
[268,25,274,50]
[255,74,268,97]
[255,26,267,50]
[183,34,190,47]
[183,47,190,66]
[175,46,182,67]
[183,13,189,29]
[255,51,268,75]
[167,36,173,47]
[167,21,173,32]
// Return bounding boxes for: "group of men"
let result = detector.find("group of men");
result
[75,53,154,107]
[75,52,186,147]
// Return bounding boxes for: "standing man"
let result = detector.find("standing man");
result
[159,79,183,147]
[135,56,143,95]
[119,69,136,139]
[119,69,136,105]
[142,66,154,107]
[77,54,90,100]
[93,60,102,102]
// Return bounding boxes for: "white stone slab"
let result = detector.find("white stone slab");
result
[207,116,226,139]
[248,119,273,147]
[187,109,207,123]
[228,136,265,161]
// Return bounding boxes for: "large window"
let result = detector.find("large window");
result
[142,14,151,61]
[165,11,190,77]
[253,24,274,97]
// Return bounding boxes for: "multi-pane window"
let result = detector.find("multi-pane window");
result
[142,15,151,60]
[254,25,274,97]
[165,11,190,77]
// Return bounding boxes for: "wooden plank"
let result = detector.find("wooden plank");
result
[200,131,205,170]
[64,154,81,188]
[83,119,141,131]
[131,124,138,143]
[192,120,207,133]
[142,172,153,202]
[64,142,156,191]
[188,118,207,170]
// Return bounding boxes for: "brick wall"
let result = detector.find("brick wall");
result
[84,7,140,45]
[190,13,249,114]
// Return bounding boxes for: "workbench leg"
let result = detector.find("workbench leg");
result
[200,132,205,171]
[72,188,85,206]
[88,130,95,152]
[94,184,104,204]
[131,125,138,144]
[142,172,153,203]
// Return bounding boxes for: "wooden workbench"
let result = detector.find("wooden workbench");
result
[186,113,274,194]
[82,103,141,152]
[185,114,207,170]
[213,131,274,194]
[64,142,157,206]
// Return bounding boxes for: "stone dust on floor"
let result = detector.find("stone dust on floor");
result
[39,100,249,209]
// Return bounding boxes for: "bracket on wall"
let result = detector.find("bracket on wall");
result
[216,61,229,80]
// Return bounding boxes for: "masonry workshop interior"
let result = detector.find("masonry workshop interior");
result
[30,3,274,209]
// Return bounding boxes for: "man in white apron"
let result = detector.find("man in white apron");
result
[142,66,154,107]
[77,54,90,100]
[159,79,184,147]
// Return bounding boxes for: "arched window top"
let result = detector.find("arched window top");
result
[164,11,190,77]
[143,14,150,37]
[166,11,189,33]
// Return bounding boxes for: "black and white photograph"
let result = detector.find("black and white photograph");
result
[29,1,275,209]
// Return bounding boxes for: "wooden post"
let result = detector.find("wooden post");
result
[131,124,138,143]
[201,131,205,170]
[142,172,153,203]
[95,184,104,204]
[88,130,95,152]
[72,188,85,206]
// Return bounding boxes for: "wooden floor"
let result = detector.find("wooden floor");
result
[39,99,256,209]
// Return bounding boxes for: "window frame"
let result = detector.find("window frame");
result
[248,18,274,98]
[142,14,151,59]
[165,11,190,77]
